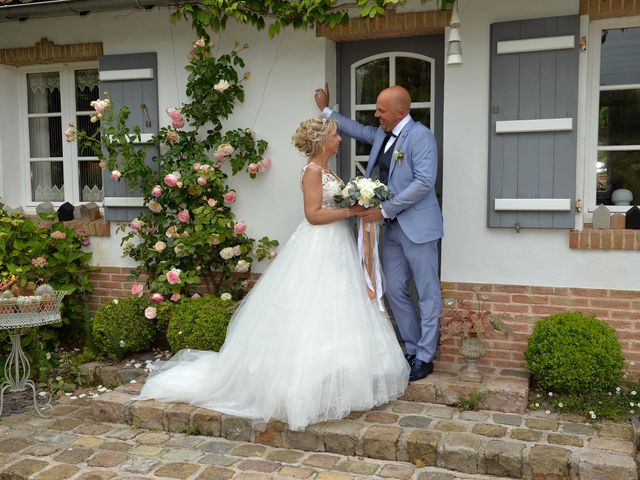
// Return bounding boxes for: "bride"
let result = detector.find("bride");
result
[136,116,410,431]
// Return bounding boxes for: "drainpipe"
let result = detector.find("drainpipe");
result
[0,0,184,22]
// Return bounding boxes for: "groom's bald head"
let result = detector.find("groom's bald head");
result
[375,86,411,132]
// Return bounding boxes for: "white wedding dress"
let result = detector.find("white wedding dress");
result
[136,165,410,431]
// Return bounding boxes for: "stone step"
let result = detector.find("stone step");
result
[93,382,638,480]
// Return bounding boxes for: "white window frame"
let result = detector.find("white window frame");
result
[350,52,435,178]
[18,61,100,209]
[584,18,640,216]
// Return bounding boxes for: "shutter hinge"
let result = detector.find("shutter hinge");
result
[575,199,582,212]
[579,36,587,51]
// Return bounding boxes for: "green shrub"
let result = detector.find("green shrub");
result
[167,295,235,352]
[525,311,624,394]
[92,297,162,360]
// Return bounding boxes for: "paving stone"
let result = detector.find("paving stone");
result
[548,433,584,447]
[68,407,94,421]
[286,427,322,452]
[364,412,398,424]
[32,431,77,444]
[237,459,281,473]
[277,465,315,479]
[398,415,432,429]
[105,428,141,440]
[472,423,507,438]
[576,450,637,480]
[424,406,455,419]
[76,471,118,480]
[54,447,94,464]
[35,464,80,480]
[166,403,197,433]
[200,440,235,454]
[23,443,62,456]
[406,429,439,467]
[303,453,341,469]
[131,400,166,431]
[234,474,272,480]
[71,436,104,448]
[265,448,305,464]
[440,432,483,474]
[493,413,522,426]
[315,473,353,480]
[167,436,206,449]
[191,409,223,437]
[433,421,467,432]
[136,431,170,445]
[415,473,455,480]
[483,439,523,478]
[196,466,235,480]
[120,456,160,474]
[561,422,596,436]
[320,420,363,456]
[378,463,415,479]
[458,411,489,422]
[86,450,128,467]
[2,459,47,478]
[0,438,31,453]
[390,401,425,414]
[100,441,132,452]
[129,445,164,456]
[229,443,268,457]
[525,417,558,431]
[153,462,200,478]
[510,428,543,442]
[587,437,635,454]
[255,421,285,448]
[161,448,204,462]
[221,415,252,442]
[93,391,134,424]
[73,423,113,435]
[344,411,365,420]
[598,423,634,442]
[527,445,571,479]
[48,418,83,431]
[363,425,402,460]
[198,454,241,466]
[336,459,378,475]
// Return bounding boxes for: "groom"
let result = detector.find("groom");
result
[314,83,443,381]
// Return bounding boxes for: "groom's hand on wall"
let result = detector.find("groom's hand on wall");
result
[314,82,330,110]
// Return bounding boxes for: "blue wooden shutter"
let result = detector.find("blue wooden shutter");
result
[99,52,159,222]
[488,15,579,229]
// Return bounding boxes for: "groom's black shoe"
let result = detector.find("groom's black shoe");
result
[409,359,433,382]
[404,353,416,365]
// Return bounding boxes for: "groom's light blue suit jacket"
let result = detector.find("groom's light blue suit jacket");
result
[331,112,444,245]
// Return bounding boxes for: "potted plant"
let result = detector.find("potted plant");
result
[439,289,512,382]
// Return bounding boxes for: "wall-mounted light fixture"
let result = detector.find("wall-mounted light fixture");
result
[447,0,462,65]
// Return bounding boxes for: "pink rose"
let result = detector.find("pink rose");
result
[83,237,91,246]
[177,209,190,223]
[164,174,178,188]
[130,283,144,297]
[207,198,217,207]
[166,130,179,144]
[214,152,225,161]
[144,307,157,320]
[51,231,67,240]
[191,293,201,299]
[263,157,272,169]
[224,191,236,203]
[151,293,164,302]
[234,222,247,235]
[64,127,76,143]
[195,37,206,48]
[170,293,182,302]
[111,170,122,181]
[166,107,185,129]
[216,143,234,156]
[268,250,277,260]
[148,201,162,213]
[151,185,162,197]
[193,163,201,171]
[210,234,220,245]
[130,219,142,231]
[197,176,207,186]
[154,241,166,252]
[166,268,182,285]
[248,163,258,174]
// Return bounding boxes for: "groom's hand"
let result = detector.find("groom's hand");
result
[314,82,330,110]
[361,207,384,223]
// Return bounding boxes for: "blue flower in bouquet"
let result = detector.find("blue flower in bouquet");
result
[334,176,394,208]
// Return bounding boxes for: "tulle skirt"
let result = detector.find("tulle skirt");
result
[135,218,409,431]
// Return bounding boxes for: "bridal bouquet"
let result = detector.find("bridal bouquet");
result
[334,177,394,208]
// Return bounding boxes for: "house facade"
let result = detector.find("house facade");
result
[0,0,638,374]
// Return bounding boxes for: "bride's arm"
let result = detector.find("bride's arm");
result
[302,166,354,225]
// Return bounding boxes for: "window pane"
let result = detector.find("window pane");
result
[27,72,61,114]
[75,69,99,111]
[596,150,640,206]
[600,27,640,86]
[79,161,104,202]
[355,110,377,155]
[29,117,62,158]
[396,57,431,102]
[355,59,389,104]
[31,161,64,202]
[76,115,99,157]
[598,89,640,146]
[411,108,431,129]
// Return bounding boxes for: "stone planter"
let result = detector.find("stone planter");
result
[458,334,485,382]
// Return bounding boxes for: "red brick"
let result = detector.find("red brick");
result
[494,285,530,294]
[569,230,579,249]
[570,288,609,297]
[530,286,570,295]
[531,305,570,315]
[609,289,640,299]
[512,294,549,305]
[590,298,632,309]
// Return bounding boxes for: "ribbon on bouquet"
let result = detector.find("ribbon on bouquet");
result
[357,218,385,312]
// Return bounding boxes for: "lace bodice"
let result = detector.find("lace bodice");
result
[301,164,344,208]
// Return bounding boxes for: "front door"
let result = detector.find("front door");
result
[336,35,444,203]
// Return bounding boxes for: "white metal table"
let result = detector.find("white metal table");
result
[0,291,66,417]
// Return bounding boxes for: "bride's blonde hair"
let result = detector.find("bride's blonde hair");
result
[292,116,337,157]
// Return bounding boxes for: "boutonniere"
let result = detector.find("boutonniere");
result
[392,147,404,167]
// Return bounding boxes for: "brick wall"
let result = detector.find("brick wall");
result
[439,282,640,379]
[580,0,640,19]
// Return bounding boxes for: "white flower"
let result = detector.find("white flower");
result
[558,402,563,408]
[144,307,157,319]
[548,392,553,397]
[535,402,540,408]
[632,391,637,396]
[220,247,234,260]
[234,259,250,273]
[546,410,551,415]
[112,299,119,305]
[119,340,126,348]
[359,187,375,206]
[214,79,230,92]
[232,245,242,257]
[220,293,232,301]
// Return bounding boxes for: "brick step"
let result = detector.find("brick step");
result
[93,382,638,480]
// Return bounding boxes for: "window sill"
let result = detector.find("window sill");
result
[569,226,639,250]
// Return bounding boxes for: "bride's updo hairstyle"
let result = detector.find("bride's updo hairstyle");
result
[292,116,337,157]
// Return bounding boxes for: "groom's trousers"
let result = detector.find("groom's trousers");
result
[381,220,441,363]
